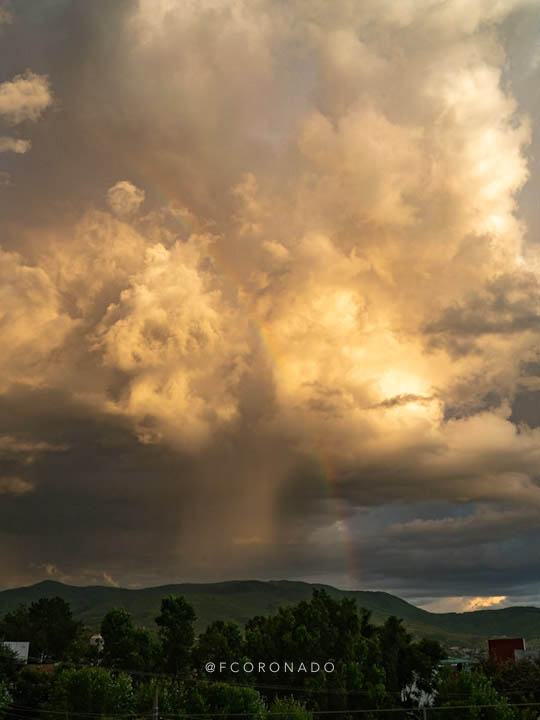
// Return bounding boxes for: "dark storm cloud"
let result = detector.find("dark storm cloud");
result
[424,273,540,355]
[0,0,136,241]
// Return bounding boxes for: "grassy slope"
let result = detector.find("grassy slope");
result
[1,580,539,647]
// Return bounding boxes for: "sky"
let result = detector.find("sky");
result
[2,0,540,613]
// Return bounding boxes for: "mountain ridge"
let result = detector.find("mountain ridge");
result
[1,579,539,648]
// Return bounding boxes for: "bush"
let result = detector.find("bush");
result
[268,696,313,720]
[435,667,515,720]
[48,667,135,717]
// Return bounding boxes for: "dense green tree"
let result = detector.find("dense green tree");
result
[484,658,540,719]
[191,680,266,719]
[48,667,135,717]
[410,638,447,698]
[136,679,265,719]
[28,598,80,662]
[0,642,23,681]
[10,667,55,719]
[245,589,386,711]
[0,606,32,647]
[135,678,186,716]
[377,616,415,696]
[64,625,101,666]
[193,620,245,679]
[100,608,156,672]
[245,589,365,666]
[155,596,196,675]
[0,598,80,662]
[435,667,515,719]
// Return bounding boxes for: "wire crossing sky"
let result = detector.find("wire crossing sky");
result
[2,0,540,611]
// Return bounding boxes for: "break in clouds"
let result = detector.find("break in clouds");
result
[2,0,540,609]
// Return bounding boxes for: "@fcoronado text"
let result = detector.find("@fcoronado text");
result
[205,661,335,674]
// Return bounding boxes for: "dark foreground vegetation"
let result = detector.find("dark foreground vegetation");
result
[1,589,538,718]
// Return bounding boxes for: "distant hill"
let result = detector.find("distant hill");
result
[1,579,539,648]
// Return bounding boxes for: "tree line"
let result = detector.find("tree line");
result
[0,589,537,719]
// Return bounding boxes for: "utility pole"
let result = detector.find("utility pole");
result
[422,707,428,720]
[152,682,159,720]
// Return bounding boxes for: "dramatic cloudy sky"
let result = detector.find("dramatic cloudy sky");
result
[2,0,540,612]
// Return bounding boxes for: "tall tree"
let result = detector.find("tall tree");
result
[28,598,80,662]
[244,589,385,711]
[155,595,196,675]
[0,597,79,662]
[101,608,156,671]
[193,620,245,680]
[377,616,416,695]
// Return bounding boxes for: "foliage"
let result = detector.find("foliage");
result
[0,597,80,662]
[191,680,266,719]
[100,608,156,672]
[0,679,10,715]
[47,667,135,717]
[245,590,387,711]
[63,625,101,665]
[413,638,447,693]
[155,595,196,675]
[377,618,446,702]
[245,589,367,666]
[435,667,516,719]
[10,667,55,719]
[268,696,313,720]
[136,679,265,719]
[484,658,540,720]
[135,678,186,715]
[193,620,247,680]
[0,642,23,681]
[0,588,451,719]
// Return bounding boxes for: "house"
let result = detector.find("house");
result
[2,641,30,663]
[488,638,525,664]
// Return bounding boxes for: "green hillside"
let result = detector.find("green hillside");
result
[1,579,539,648]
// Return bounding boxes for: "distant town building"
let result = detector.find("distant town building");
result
[2,641,29,663]
[515,648,540,661]
[439,657,477,670]
[488,638,525,664]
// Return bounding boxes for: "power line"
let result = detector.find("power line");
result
[5,702,540,717]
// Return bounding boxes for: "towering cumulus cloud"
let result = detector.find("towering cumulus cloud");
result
[1,0,540,604]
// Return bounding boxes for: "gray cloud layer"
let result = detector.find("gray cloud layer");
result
[2,0,540,608]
